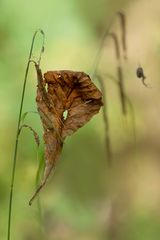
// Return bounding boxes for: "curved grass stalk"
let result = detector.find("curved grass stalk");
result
[19,124,40,147]
[96,72,136,165]
[117,11,127,60]
[104,73,136,145]
[35,149,45,226]
[21,111,38,124]
[91,11,127,78]
[96,74,112,166]
[95,72,136,167]
[18,126,45,237]
[91,12,127,115]
[19,123,45,235]
[90,16,114,79]
[7,29,45,240]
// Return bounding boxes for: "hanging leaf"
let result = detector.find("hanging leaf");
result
[29,64,103,205]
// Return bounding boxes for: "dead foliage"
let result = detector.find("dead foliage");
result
[29,63,103,205]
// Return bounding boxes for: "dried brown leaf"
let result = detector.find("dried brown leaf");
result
[29,66,103,205]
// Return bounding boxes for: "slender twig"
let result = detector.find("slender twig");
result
[104,32,127,115]
[7,29,45,240]
[117,11,127,60]
[18,125,44,226]
[96,74,112,166]
[117,65,126,115]
[21,111,38,124]
[96,71,136,166]
[90,11,127,78]
[35,149,45,231]
[91,12,127,115]
[103,73,136,145]
[90,16,115,79]
[36,153,43,223]
[107,32,120,60]
[19,124,40,146]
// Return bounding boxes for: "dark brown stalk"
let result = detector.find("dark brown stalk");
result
[91,14,127,115]
[117,11,127,60]
[104,72,136,145]
[107,32,120,60]
[105,32,127,115]
[19,124,40,146]
[117,65,126,115]
[90,16,115,78]
[96,75,112,166]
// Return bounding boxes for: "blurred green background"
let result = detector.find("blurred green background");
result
[1,0,160,239]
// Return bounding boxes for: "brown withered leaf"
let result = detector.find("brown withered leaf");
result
[29,64,103,205]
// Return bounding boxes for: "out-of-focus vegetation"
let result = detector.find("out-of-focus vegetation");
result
[1,0,160,239]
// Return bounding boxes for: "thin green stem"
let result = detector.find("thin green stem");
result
[35,149,44,226]
[7,29,45,240]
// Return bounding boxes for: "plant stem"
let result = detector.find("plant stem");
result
[7,29,45,240]
[96,74,112,166]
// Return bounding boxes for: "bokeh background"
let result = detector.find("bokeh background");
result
[1,0,160,239]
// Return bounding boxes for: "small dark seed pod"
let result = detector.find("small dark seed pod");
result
[136,67,144,78]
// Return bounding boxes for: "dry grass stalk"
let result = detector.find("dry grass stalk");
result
[96,74,112,166]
